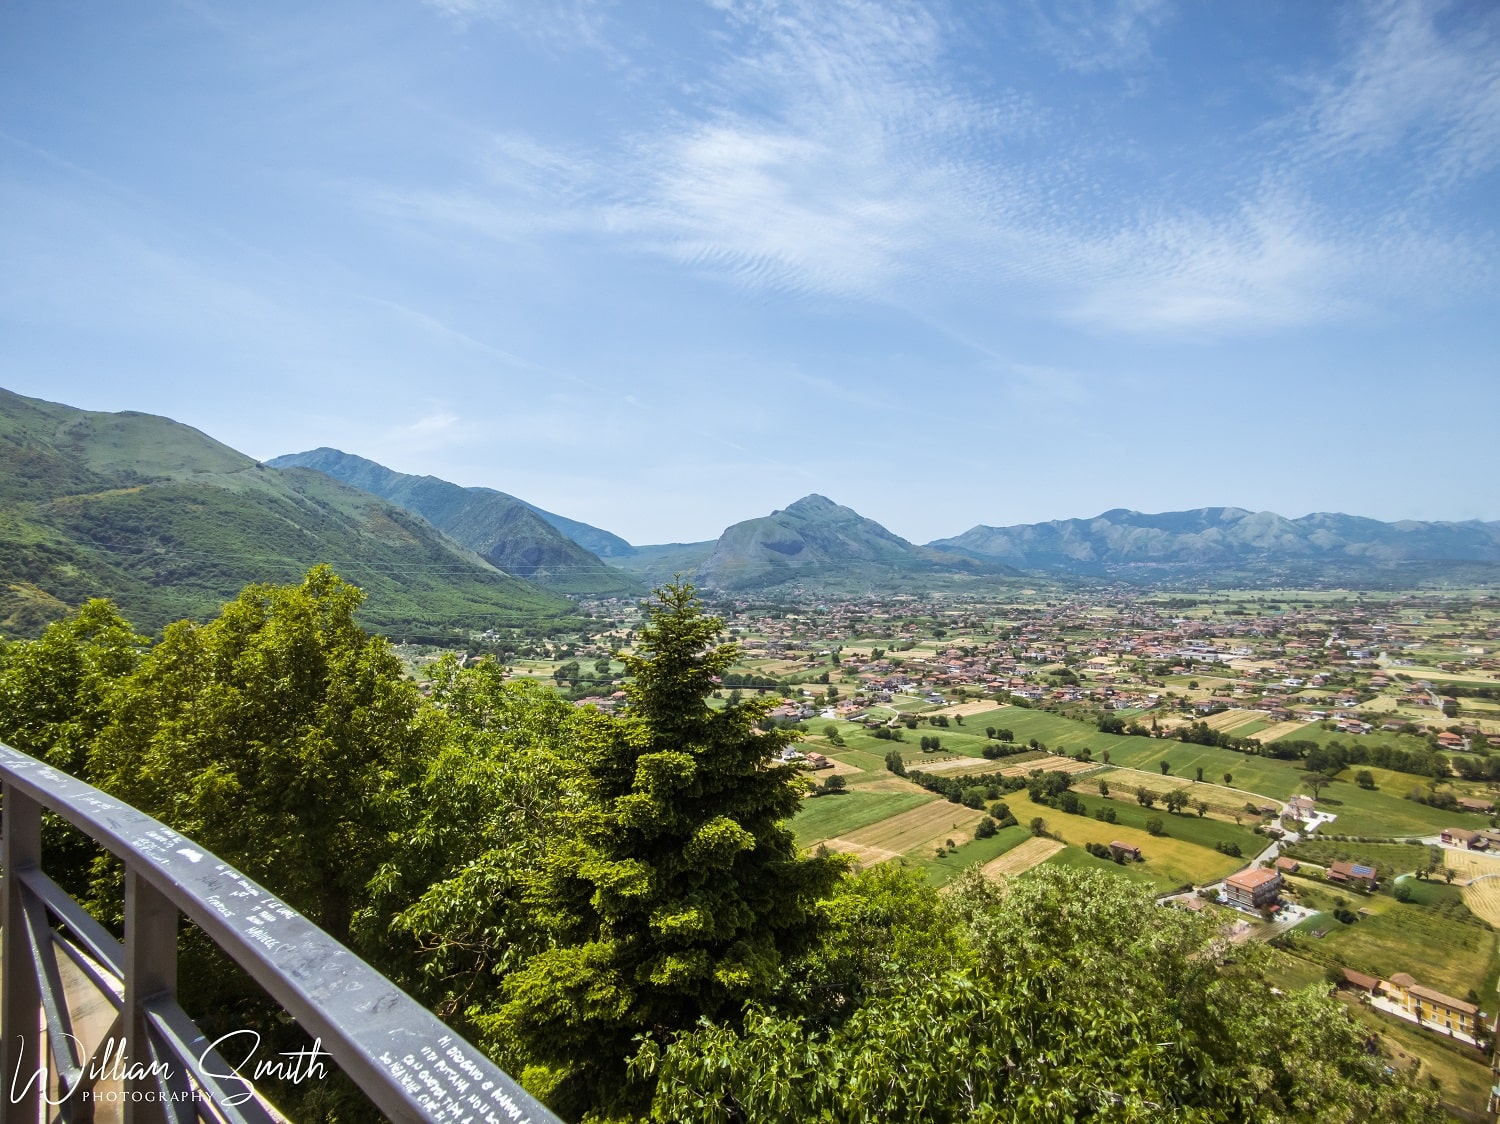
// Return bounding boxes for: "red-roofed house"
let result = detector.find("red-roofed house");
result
[1223,866,1281,910]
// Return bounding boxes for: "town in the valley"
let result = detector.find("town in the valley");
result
[397,585,1500,1118]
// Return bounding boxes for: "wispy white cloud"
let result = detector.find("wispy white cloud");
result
[372,0,1496,339]
[1295,0,1500,188]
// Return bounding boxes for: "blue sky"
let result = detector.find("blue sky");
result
[2,0,1497,545]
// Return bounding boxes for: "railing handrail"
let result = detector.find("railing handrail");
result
[0,742,559,1123]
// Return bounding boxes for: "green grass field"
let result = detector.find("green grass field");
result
[830,724,994,760]
[1100,739,1306,800]
[1267,723,1448,760]
[1312,769,1493,837]
[960,706,1163,758]
[1044,844,1170,890]
[903,823,1031,886]
[1082,794,1263,853]
[791,790,934,846]
[1280,886,1497,1001]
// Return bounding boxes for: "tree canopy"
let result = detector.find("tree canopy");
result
[640,865,1443,1123]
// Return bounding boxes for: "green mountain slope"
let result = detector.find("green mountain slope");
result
[266,448,642,597]
[695,495,1018,592]
[518,501,635,558]
[0,388,573,637]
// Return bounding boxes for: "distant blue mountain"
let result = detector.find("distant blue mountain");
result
[929,507,1500,577]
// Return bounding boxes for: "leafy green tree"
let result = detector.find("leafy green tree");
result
[1160,759,1171,775]
[1136,788,1157,808]
[84,569,433,1122]
[1223,772,1233,786]
[371,660,591,1021]
[1164,789,1189,814]
[1355,769,1376,789]
[0,599,142,775]
[0,599,144,897]
[491,584,843,1119]
[91,567,427,941]
[1146,815,1164,836]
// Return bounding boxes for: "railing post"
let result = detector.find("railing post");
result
[123,869,177,1124]
[2,782,43,1123]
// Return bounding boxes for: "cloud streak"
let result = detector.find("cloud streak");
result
[375,0,1497,338]
[1297,0,1500,188]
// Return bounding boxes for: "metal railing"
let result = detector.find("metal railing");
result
[0,742,560,1124]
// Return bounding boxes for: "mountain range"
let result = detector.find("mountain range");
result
[5,386,1499,637]
[932,507,1500,582]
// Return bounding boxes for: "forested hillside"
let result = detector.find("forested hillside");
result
[267,447,642,597]
[0,388,573,636]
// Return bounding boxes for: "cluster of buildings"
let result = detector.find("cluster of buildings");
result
[1441,825,1500,850]
[1338,969,1482,1043]
[1220,861,1486,1047]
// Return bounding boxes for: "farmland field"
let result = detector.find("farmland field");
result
[981,835,1063,878]
[1462,876,1500,928]
[1445,849,1500,882]
[1094,768,1275,817]
[908,824,1032,886]
[999,754,1098,777]
[1099,741,1305,800]
[837,799,985,856]
[792,789,934,847]
[1196,709,1271,734]
[990,790,1245,891]
[1255,720,1313,743]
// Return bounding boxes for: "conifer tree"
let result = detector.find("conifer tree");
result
[492,583,842,1120]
